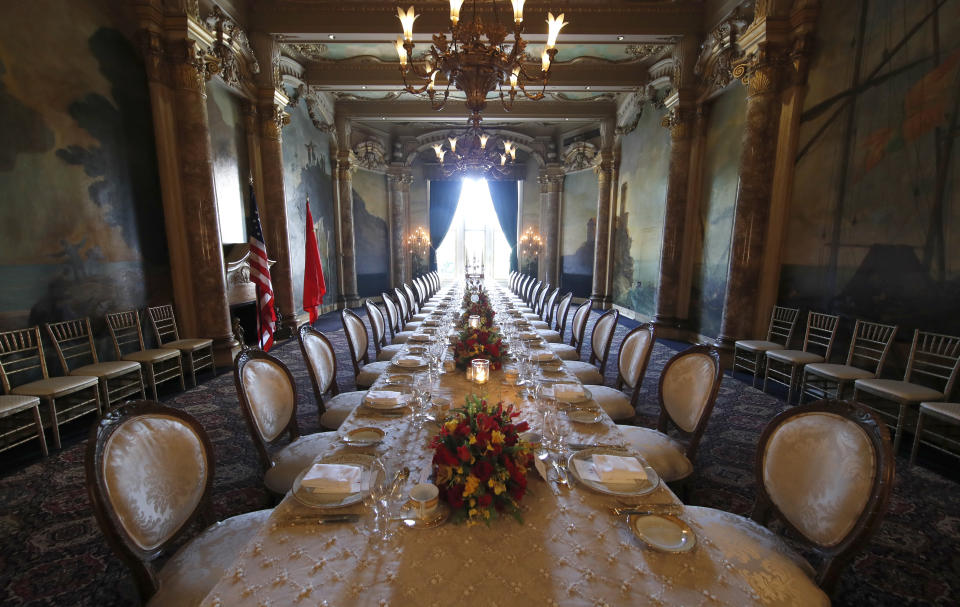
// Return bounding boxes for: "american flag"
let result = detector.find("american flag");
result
[248,183,276,351]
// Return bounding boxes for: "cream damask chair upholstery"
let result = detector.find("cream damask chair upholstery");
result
[524,283,549,322]
[566,309,620,385]
[733,306,800,387]
[0,327,100,449]
[764,312,840,405]
[365,299,404,362]
[106,310,185,401]
[685,399,894,597]
[551,292,574,342]
[234,350,337,494]
[549,299,591,361]
[394,287,422,331]
[298,325,367,430]
[381,292,415,344]
[801,320,898,402]
[0,394,47,456]
[854,329,960,452]
[46,317,145,411]
[533,289,562,342]
[341,308,391,389]
[619,345,722,485]
[404,283,429,322]
[85,400,271,606]
[589,323,656,423]
[147,304,215,387]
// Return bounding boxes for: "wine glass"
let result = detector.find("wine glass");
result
[364,458,388,537]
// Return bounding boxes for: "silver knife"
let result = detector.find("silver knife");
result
[612,505,683,517]
[567,442,629,451]
[283,514,362,525]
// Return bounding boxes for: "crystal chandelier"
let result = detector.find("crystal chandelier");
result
[432,115,517,178]
[407,226,431,257]
[519,226,543,259]
[395,0,567,116]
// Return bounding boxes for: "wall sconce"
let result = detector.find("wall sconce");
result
[519,226,543,259]
[407,226,431,258]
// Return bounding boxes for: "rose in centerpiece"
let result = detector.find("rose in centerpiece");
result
[451,320,505,370]
[430,395,532,525]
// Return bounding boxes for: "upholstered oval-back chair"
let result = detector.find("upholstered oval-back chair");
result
[298,325,367,429]
[590,323,656,422]
[619,345,722,485]
[533,288,562,342]
[566,308,621,385]
[380,292,414,344]
[549,299,592,361]
[685,399,894,597]
[365,299,404,362]
[341,308,390,389]
[233,350,336,493]
[85,400,270,606]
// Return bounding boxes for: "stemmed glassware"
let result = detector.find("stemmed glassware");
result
[363,458,389,538]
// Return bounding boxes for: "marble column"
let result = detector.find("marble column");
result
[538,167,563,286]
[337,152,361,308]
[166,39,238,364]
[387,168,413,286]
[717,44,785,346]
[654,106,694,328]
[257,98,297,336]
[590,152,614,310]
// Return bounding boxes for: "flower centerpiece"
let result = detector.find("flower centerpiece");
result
[461,287,495,326]
[451,319,505,370]
[430,395,532,525]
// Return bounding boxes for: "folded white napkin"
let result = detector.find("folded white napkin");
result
[554,383,584,401]
[301,463,367,494]
[592,454,648,484]
[520,331,538,339]
[424,320,439,326]
[396,355,424,367]
[409,334,431,342]
[533,351,555,362]
[365,390,405,408]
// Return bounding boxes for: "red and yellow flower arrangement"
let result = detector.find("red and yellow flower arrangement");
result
[430,395,532,524]
[451,321,505,370]
[461,288,495,326]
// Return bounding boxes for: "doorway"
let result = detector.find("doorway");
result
[435,178,512,280]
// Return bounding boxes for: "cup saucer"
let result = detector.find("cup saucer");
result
[398,502,450,529]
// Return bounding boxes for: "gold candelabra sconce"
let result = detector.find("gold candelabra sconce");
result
[519,226,543,259]
[407,226,431,258]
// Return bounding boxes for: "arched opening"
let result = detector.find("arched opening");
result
[436,178,512,281]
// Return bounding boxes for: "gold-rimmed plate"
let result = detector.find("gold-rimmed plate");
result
[566,448,660,497]
[629,514,697,553]
[552,387,593,404]
[363,384,412,410]
[398,502,451,529]
[340,426,385,447]
[566,407,604,424]
[291,453,380,509]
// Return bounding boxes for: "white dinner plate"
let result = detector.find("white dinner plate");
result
[291,453,380,509]
[630,514,696,553]
[566,407,603,424]
[552,387,593,404]
[394,356,427,369]
[340,426,385,447]
[566,448,660,497]
[363,384,411,409]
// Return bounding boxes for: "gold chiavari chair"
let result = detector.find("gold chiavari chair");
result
[106,310,185,401]
[146,304,215,387]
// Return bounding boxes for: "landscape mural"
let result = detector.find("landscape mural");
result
[282,96,339,313]
[0,0,169,349]
[352,168,390,297]
[780,0,960,335]
[688,85,746,338]
[561,170,598,297]
[206,79,249,245]
[611,105,670,317]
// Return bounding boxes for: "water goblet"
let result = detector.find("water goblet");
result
[364,458,388,537]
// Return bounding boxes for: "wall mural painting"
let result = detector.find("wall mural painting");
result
[282,99,338,313]
[352,168,390,297]
[611,106,670,317]
[781,0,960,335]
[561,170,598,297]
[689,85,746,338]
[206,79,250,245]
[0,2,169,350]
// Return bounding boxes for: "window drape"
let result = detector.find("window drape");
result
[428,180,463,271]
[488,179,519,272]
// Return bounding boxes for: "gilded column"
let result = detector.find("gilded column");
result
[717,44,785,345]
[166,39,238,364]
[538,166,563,286]
[257,98,296,335]
[387,168,413,286]
[590,152,614,310]
[337,153,360,307]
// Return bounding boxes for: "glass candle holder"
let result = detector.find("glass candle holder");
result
[471,358,490,384]
[468,315,480,329]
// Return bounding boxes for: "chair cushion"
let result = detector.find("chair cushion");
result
[548,343,580,361]
[537,330,562,343]
[357,361,391,389]
[529,320,550,330]
[377,344,405,362]
[320,391,366,430]
[164,338,213,352]
[12,375,98,398]
[263,432,338,493]
[0,394,41,417]
[766,350,824,365]
[735,340,784,353]
[617,425,693,482]
[683,507,826,606]
[402,322,422,332]
[123,349,180,363]
[412,313,429,322]
[920,401,960,423]
[588,385,634,422]
[392,331,415,344]
[523,313,541,320]
[149,509,271,607]
[71,360,141,379]
[803,363,873,381]
[565,361,603,385]
[854,378,944,403]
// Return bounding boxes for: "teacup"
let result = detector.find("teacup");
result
[408,483,439,519]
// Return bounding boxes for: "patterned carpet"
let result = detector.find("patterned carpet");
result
[0,309,958,606]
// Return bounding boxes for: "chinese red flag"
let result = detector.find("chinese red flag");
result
[303,201,327,323]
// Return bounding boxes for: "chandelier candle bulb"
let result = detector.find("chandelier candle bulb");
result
[448,137,458,153]
[398,6,418,41]
[511,0,526,23]
[546,12,567,49]
[541,50,551,73]
[479,134,488,149]
[395,37,407,67]
[449,0,465,25]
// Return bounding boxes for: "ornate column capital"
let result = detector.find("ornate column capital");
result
[660,106,695,139]
[732,42,788,97]
[388,172,414,186]
[258,103,288,141]
[537,169,564,187]
[165,39,208,94]
[136,29,165,84]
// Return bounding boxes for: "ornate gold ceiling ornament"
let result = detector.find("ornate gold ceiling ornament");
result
[694,9,748,98]
[282,42,329,62]
[395,0,567,122]
[626,44,671,61]
[202,6,260,88]
[431,116,517,178]
[562,140,600,173]
[353,139,389,171]
[288,84,336,132]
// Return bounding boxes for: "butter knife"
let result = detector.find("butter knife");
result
[612,505,683,517]
[567,442,629,451]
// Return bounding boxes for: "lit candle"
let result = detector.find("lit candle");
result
[509,69,518,89]
[448,137,458,153]
[398,6,418,42]
[545,12,567,50]
[479,134,488,149]
[395,37,408,68]
[468,314,480,329]
[450,0,464,25]
[472,358,490,384]
[541,50,551,73]
[511,0,526,23]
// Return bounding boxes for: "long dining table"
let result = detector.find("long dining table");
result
[201,282,828,607]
